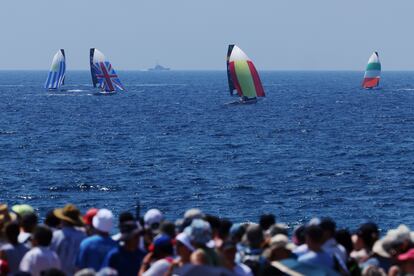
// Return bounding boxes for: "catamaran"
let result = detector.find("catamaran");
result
[226,45,265,104]
[90,48,125,95]
[44,49,66,90]
[362,52,381,89]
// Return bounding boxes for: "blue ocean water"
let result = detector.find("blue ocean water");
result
[1,70,414,231]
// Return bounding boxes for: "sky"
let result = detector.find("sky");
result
[0,0,413,70]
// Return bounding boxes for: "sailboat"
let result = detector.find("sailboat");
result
[44,49,66,90]
[362,52,381,89]
[90,48,125,95]
[226,44,265,104]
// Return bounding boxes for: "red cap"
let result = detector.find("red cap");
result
[0,259,9,274]
[398,248,414,262]
[83,208,98,226]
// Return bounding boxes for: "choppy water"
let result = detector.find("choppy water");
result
[1,70,414,231]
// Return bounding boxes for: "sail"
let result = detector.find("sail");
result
[228,45,265,99]
[90,48,125,92]
[227,44,236,95]
[363,52,381,89]
[44,49,66,89]
[90,48,98,88]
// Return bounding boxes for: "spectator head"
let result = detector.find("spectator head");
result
[319,217,336,240]
[160,221,175,238]
[118,211,135,226]
[11,205,34,218]
[175,232,194,261]
[83,208,98,226]
[4,221,20,245]
[265,234,295,261]
[229,223,247,243]
[243,224,264,249]
[184,208,204,220]
[267,223,289,237]
[292,225,306,245]
[259,214,276,231]
[335,229,353,254]
[220,241,238,266]
[32,225,53,247]
[150,235,174,259]
[355,222,379,251]
[144,209,163,233]
[53,204,84,227]
[218,219,232,240]
[21,212,38,233]
[92,209,114,234]
[305,225,324,251]
[184,219,212,247]
[44,210,60,229]
[120,221,142,250]
[205,215,220,236]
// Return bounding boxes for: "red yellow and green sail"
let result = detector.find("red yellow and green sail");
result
[362,52,381,89]
[227,45,265,99]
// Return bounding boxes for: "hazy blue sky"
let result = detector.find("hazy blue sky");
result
[0,0,412,70]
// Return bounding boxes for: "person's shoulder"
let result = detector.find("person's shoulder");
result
[235,263,253,275]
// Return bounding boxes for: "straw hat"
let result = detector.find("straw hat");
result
[53,204,84,226]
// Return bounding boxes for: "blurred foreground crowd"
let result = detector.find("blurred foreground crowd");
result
[0,203,413,276]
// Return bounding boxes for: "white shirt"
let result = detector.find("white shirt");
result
[19,246,61,276]
[143,259,171,276]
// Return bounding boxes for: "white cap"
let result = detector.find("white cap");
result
[176,232,195,252]
[144,209,163,227]
[92,209,114,233]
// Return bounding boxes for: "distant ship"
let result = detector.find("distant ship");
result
[148,63,170,71]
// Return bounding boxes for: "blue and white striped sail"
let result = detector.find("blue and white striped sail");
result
[44,49,66,90]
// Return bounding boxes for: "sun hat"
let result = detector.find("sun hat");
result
[269,234,296,251]
[11,205,34,217]
[119,221,142,241]
[0,204,17,222]
[183,208,204,220]
[398,248,414,262]
[144,209,163,229]
[53,204,84,226]
[176,232,195,252]
[184,219,212,245]
[83,208,98,226]
[92,209,114,233]
[372,225,411,258]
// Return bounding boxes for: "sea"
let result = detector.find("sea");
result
[1,70,414,232]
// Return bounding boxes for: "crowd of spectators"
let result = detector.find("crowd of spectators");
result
[0,203,413,276]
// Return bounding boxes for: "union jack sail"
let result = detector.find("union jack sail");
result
[90,48,125,92]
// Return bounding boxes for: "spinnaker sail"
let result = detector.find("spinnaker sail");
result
[44,49,66,90]
[227,45,265,101]
[362,52,381,89]
[90,48,125,93]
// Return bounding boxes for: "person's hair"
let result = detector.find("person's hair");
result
[293,225,306,245]
[205,215,221,233]
[33,225,53,247]
[160,221,175,238]
[305,225,324,244]
[259,214,276,231]
[21,213,38,233]
[335,229,353,254]
[4,221,20,245]
[154,242,174,258]
[44,210,60,228]
[319,218,336,237]
[119,212,135,225]
[40,268,66,276]
[218,219,232,240]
